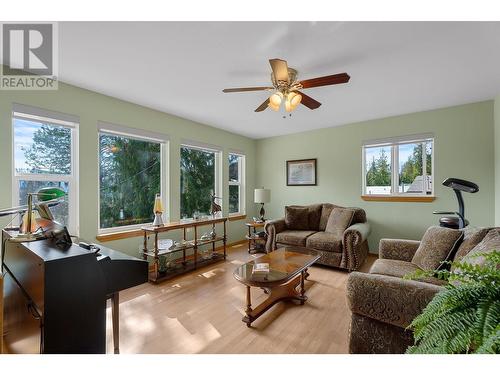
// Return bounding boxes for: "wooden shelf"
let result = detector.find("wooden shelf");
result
[361,195,436,202]
[196,236,225,246]
[142,217,227,233]
[149,253,225,283]
[142,217,228,283]
[245,235,266,241]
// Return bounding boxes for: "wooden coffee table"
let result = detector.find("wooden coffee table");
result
[233,247,320,327]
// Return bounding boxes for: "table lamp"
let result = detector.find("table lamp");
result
[0,186,66,242]
[152,193,164,226]
[23,187,66,235]
[254,188,271,222]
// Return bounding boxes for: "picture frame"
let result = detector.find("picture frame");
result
[286,158,317,186]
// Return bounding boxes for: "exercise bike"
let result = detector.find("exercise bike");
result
[433,177,479,229]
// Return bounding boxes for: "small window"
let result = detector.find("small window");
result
[228,153,245,215]
[363,135,434,197]
[13,108,79,234]
[180,144,221,219]
[98,126,166,231]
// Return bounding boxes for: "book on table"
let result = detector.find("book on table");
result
[252,263,269,273]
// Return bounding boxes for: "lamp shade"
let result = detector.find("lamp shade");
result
[36,187,66,202]
[153,193,163,213]
[254,188,271,204]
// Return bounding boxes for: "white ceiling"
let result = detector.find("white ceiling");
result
[57,22,500,139]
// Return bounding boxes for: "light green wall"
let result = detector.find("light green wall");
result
[256,101,495,251]
[0,82,257,257]
[1,81,496,257]
[495,95,500,226]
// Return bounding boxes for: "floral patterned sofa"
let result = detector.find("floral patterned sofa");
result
[264,203,370,271]
[346,226,498,353]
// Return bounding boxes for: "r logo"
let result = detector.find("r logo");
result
[2,23,53,76]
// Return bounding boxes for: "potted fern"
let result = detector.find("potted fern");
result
[405,250,500,354]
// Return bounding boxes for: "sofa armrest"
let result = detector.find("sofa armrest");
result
[264,218,287,252]
[379,239,421,261]
[345,222,370,243]
[346,271,443,329]
[342,222,371,270]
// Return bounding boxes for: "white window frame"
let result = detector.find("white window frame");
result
[228,152,245,216]
[97,122,169,234]
[12,106,79,235]
[362,133,435,197]
[180,141,222,219]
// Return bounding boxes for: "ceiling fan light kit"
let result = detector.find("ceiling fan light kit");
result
[222,58,350,113]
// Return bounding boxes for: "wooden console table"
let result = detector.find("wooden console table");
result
[142,217,227,283]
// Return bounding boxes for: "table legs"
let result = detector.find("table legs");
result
[300,271,306,305]
[242,272,309,327]
[244,286,252,327]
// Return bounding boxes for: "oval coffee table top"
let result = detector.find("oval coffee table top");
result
[233,247,320,288]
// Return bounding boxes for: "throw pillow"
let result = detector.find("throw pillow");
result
[460,229,500,267]
[412,226,464,271]
[325,207,355,235]
[284,206,310,230]
[451,227,491,270]
[307,204,323,231]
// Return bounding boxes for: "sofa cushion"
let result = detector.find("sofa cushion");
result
[411,226,464,271]
[306,232,343,252]
[325,207,355,235]
[276,230,317,247]
[319,203,341,231]
[284,206,310,230]
[370,259,421,278]
[319,204,366,231]
[350,207,367,225]
[287,204,323,230]
[460,229,500,267]
[370,259,447,286]
[306,204,323,230]
[453,227,492,263]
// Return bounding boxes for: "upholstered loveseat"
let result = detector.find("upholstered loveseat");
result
[264,204,370,271]
[346,226,499,354]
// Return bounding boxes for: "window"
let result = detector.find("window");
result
[98,124,167,231]
[180,143,221,219]
[228,153,245,215]
[13,106,79,234]
[363,134,434,197]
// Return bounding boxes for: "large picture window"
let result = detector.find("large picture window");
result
[98,125,167,231]
[228,153,245,215]
[180,144,221,219]
[363,134,434,197]
[13,106,79,234]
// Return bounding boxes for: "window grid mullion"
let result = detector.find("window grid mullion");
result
[422,141,427,195]
[392,145,398,195]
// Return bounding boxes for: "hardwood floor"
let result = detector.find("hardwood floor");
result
[106,243,376,354]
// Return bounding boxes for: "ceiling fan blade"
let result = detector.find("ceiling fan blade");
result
[299,73,350,89]
[255,98,270,112]
[222,86,272,93]
[297,91,322,110]
[269,59,289,82]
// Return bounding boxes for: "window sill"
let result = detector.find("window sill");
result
[361,195,436,202]
[228,214,247,222]
[96,229,144,242]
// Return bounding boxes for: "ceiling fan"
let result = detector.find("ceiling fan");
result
[222,58,350,113]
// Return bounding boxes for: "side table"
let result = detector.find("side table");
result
[245,221,267,254]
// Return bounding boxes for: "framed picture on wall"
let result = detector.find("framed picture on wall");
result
[286,158,317,186]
